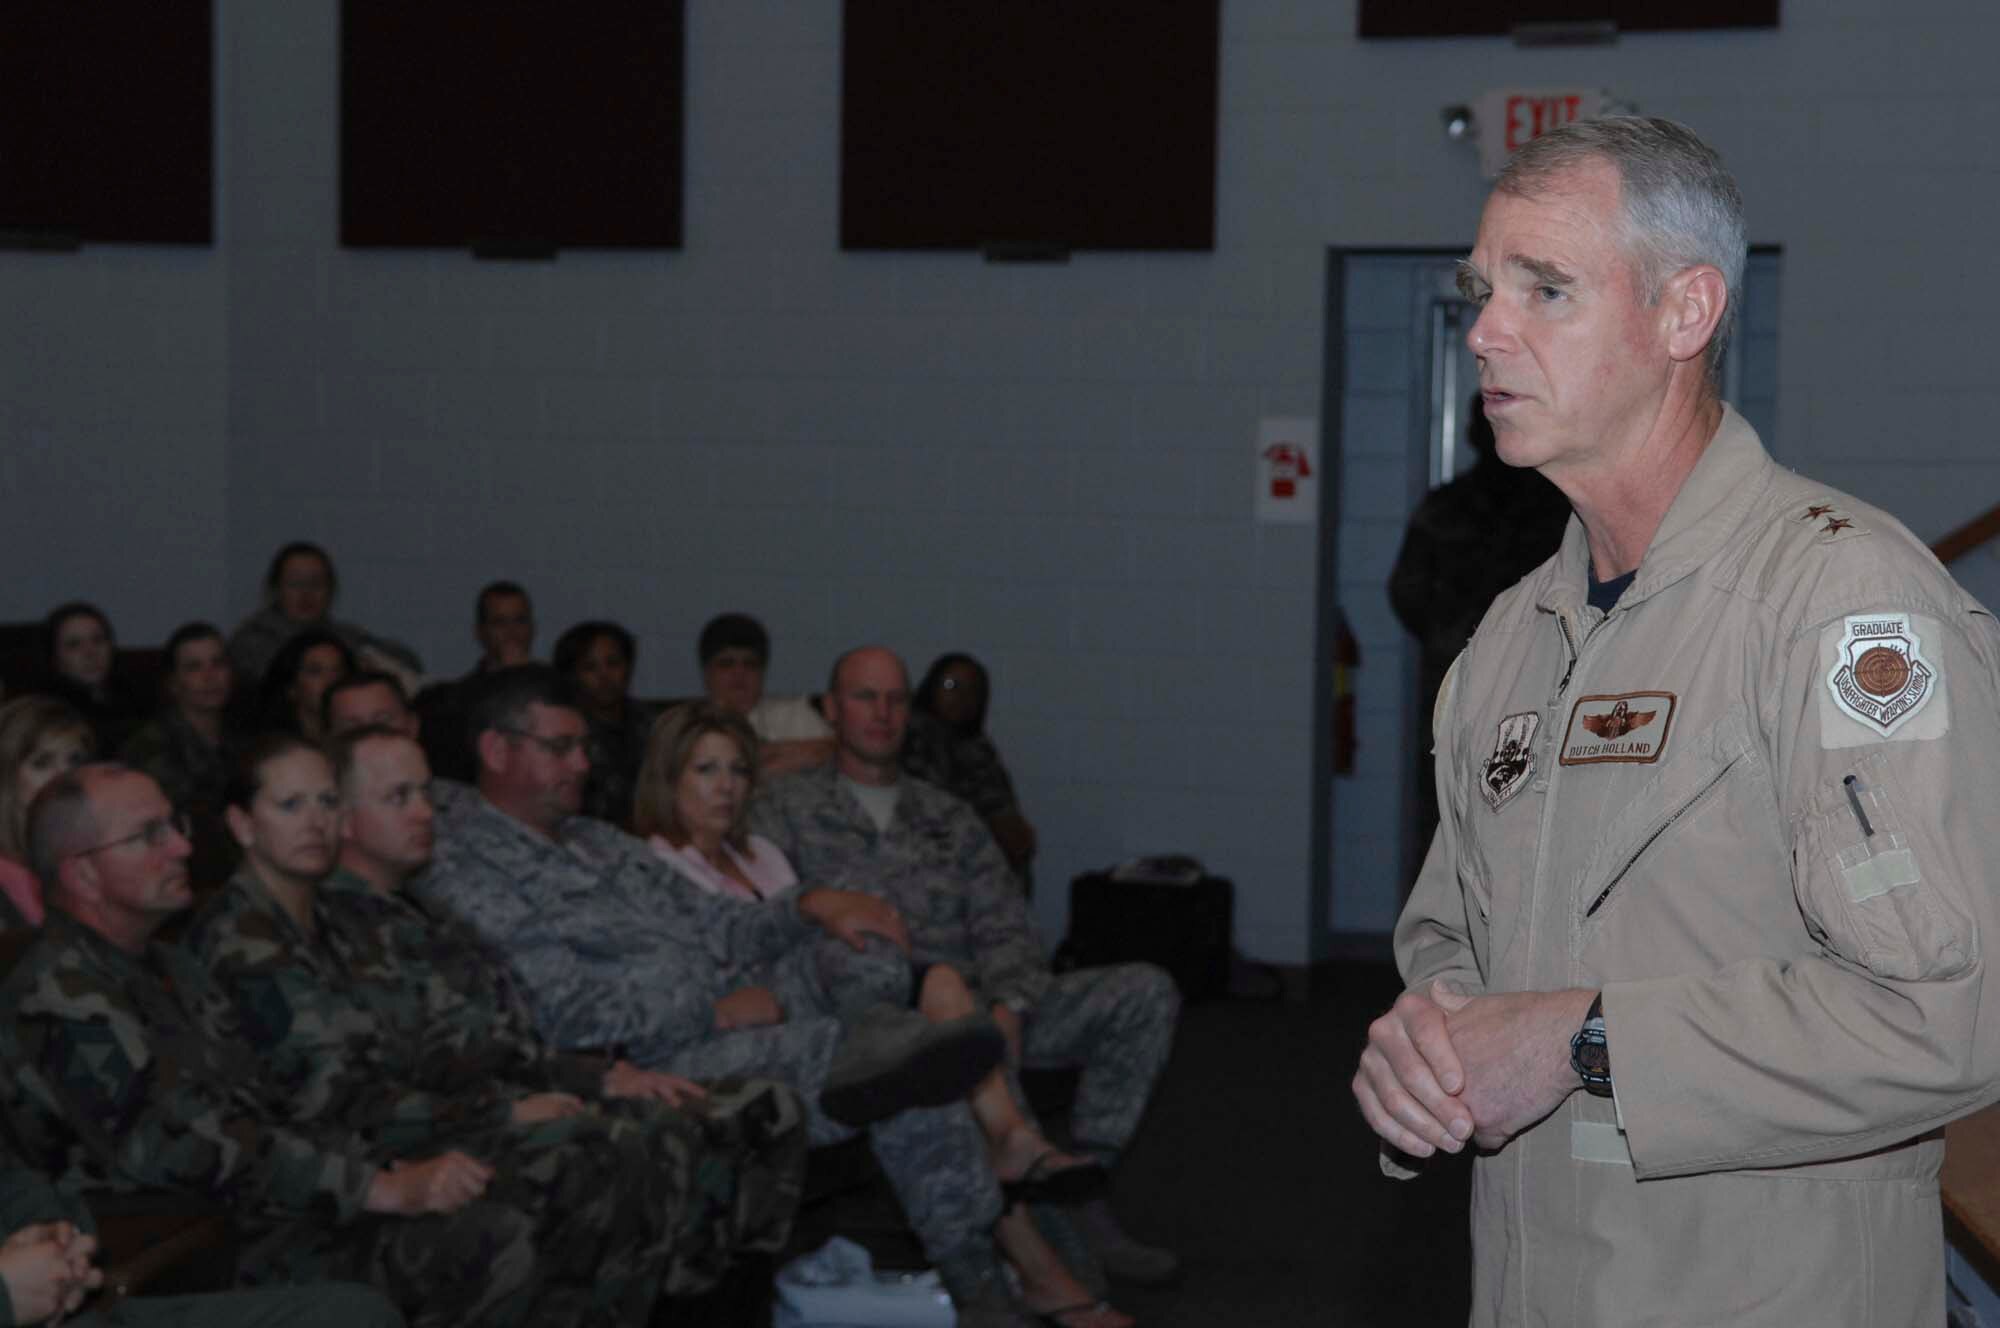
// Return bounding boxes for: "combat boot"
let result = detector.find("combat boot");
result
[933,1239,1034,1328]
[820,1004,1005,1127]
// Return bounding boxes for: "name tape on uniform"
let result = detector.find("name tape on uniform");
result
[1560,692,1677,766]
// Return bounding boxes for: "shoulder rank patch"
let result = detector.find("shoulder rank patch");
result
[1560,692,1677,765]
[1795,500,1867,543]
[1480,712,1538,811]
[1821,612,1946,746]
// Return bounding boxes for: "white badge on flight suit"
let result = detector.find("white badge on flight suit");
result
[1479,712,1538,811]
[1821,611,1947,747]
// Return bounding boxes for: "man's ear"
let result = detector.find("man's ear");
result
[476,728,509,780]
[55,853,101,911]
[1661,263,1728,366]
[819,692,838,727]
[224,803,256,851]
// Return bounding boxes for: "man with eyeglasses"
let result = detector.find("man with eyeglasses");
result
[413,664,1046,1328]
[0,763,582,1325]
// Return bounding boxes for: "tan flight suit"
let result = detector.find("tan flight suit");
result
[1395,408,2000,1326]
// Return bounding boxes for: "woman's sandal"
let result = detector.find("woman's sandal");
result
[1001,1149,1111,1206]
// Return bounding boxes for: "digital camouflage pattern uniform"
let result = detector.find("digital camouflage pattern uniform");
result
[751,766,1180,1163]
[184,869,804,1305]
[0,1138,404,1327]
[0,911,540,1328]
[412,792,1003,1263]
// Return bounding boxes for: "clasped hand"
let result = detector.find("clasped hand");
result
[1353,980,1596,1157]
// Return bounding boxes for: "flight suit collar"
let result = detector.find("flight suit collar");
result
[1536,405,1775,617]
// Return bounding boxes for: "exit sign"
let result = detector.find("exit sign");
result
[1476,88,1606,176]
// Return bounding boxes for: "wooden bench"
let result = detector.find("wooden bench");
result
[1945,1106,2000,1292]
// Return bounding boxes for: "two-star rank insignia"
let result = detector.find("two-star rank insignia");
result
[1797,500,1867,543]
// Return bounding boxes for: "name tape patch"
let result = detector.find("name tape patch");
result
[1560,692,1677,766]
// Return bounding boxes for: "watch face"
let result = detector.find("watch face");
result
[1577,1042,1611,1077]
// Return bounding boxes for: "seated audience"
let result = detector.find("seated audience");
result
[0,1139,403,1326]
[635,702,1125,1327]
[0,697,95,930]
[905,652,1039,881]
[411,665,1071,1328]
[0,763,591,1326]
[416,581,537,783]
[252,628,354,742]
[552,620,655,828]
[754,647,1183,1287]
[227,541,422,692]
[697,613,834,775]
[39,602,146,753]
[118,622,241,892]
[186,735,800,1311]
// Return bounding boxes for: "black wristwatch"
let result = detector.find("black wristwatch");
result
[1569,993,1613,1098]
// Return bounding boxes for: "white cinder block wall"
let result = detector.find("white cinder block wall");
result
[5,0,2000,963]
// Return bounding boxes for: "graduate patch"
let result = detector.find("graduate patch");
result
[1480,712,1539,811]
[1559,692,1677,765]
[1825,612,1937,737]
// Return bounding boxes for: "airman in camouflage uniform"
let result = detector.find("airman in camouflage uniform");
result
[753,647,1184,1285]
[406,666,1030,1323]
[1,762,637,1327]
[186,861,807,1306]
[418,787,1004,1262]
[0,906,544,1327]
[0,1138,404,1326]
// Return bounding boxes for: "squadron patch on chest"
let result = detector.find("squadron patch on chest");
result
[1824,612,1937,737]
[1479,712,1539,811]
[1559,691,1677,765]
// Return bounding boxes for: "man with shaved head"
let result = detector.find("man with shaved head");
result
[753,646,1184,1287]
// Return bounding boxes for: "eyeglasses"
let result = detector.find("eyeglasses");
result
[499,728,601,762]
[68,812,192,860]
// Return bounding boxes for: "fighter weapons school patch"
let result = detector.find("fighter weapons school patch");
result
[1480,712,1538,811]
[1560,691,1677,766]
[1822,611,1946,746]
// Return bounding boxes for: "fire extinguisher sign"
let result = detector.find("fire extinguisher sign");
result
[1254,417,1319,525]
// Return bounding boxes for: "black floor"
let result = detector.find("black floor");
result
[1101,961,1473,1328]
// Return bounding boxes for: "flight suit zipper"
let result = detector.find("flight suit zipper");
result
[1554,613,1580,703]
[1583,754,1741,917]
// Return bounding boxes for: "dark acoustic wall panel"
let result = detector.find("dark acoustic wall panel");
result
[1359,2,1778,37]
[0,1,213,245]
[841,0,1219,253]
[341,2,684,251]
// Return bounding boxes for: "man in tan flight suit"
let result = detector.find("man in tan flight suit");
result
[1352,115,2000,1326]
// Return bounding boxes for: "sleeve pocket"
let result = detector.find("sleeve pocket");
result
[1795,752,1971,982]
